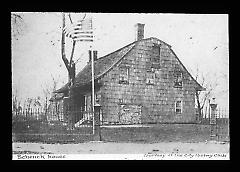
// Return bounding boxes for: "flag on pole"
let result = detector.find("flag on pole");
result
[63,17,94,42]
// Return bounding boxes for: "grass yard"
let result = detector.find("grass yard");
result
[100,123,229,143]
[13,123,229,144]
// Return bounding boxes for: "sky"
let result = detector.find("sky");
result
[11,13,229,110]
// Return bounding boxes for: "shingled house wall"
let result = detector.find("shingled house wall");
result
[98,38,197,124]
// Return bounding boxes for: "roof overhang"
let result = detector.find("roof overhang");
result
[54,81,103,94]
[196,86,206,91]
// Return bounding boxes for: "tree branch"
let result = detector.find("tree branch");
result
[68,13,76,66]
[11,14,23,22]
[69,41,76,66]
[68,13,73,23]
[61,12,70,72]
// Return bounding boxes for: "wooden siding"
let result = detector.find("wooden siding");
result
[99,38,197,124]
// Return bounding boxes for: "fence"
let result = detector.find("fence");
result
[200,108,229,125]
[199,107,229,142]
[12,106,101,143]
[12,105,229,143]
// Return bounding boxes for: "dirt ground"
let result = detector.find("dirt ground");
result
[12,141,229,155]
[12,123,229,159]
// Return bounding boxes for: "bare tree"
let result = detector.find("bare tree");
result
[42,83,53,121]
[12,88,22,115]
[195,67,219,121]
[60,13,87,128]
[49,74,61,121]
[11,13,27,40]
[61,13,78,90]
[41,74,63,122]
[42,75,58,105]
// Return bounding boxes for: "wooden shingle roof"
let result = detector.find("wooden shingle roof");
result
[54,37,205,93]
[54,41,136,93]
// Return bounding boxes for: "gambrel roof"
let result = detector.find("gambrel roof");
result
[54,37,204,93]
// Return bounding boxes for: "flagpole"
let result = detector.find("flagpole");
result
[91,48,95,135]
[91,17,95,135]
[64,13,95,134]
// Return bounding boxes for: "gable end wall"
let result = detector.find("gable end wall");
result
[99,39,197,124]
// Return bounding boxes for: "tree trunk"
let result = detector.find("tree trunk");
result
[61,13,70,73]
[195,91,202,122]
[44,97,48,122]
[61,12,77,129]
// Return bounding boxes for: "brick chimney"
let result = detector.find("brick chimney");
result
[88,50,98,62]
[135,23,145,41]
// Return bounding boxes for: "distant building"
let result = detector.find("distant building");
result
[52,23,205,124]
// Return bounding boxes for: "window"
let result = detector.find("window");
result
[146,60,152,72]
[175,101,182,114]
[119,67,129,84]
[84,95,87,111]
[153,43,161,56]
[119,98,125,104]
[146,57,160,71]
[151,44,161,69]
[174,72,183,87]
[146,72,155,85]
[95,93,101,104]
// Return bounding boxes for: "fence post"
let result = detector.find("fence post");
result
[208,99,211,123]
[93,102,101,141]
[204,105,207,119]
[36,108,38,119]
[30,108,33,120]
[221,109,223,120]
[210,98,217,140]
[16,108,19,121]
[25,108,27,122]
[34,108,36,118]
[22,109,24,121]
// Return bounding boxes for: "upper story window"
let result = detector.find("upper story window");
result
[153,43,161,56]
[146,57,160,71]
[152,44,161,69]
[146,72,155,85]
[95,93,101,104]
[119,67,130,84]
[175,100,182,114]
[174,72,183,88]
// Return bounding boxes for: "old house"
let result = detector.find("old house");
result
[52,23,204,125]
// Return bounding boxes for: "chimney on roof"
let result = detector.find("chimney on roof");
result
[88,50,98,62]
[135,23,145,41]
